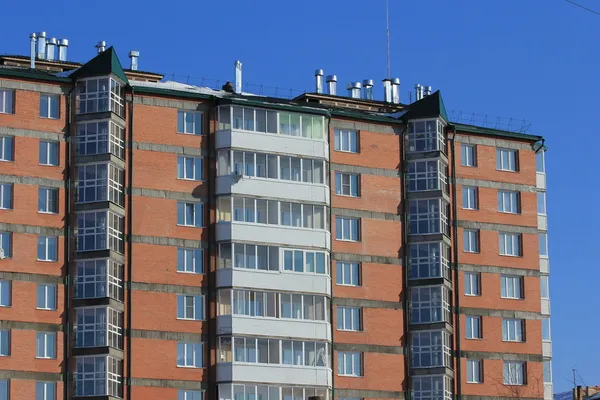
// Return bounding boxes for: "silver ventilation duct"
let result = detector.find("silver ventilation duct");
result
[383,78,392,102]
[46,38,57,61]
[315,69,324,94]
[326,75,337,96]
[348,82,361,99]
[391,78,400,104]
[234,60,243,93]
[37,31,47,60]
[29,33,37,69]
[95,41,107,54]
[362,79,374,100]
[57,39,68,61]
[129,51,140,71]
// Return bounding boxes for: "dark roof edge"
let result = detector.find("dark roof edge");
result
[452,122,543,142]
[132,85,213,100]
[0,68,71,83]
[330,109,399,124]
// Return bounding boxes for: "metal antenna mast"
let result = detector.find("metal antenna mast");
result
[386,0,391,79]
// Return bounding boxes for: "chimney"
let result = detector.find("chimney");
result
[46,38,57,61]
[423,85,432,97]
[234,60,243,94]
[326,75,337,96]
[347,82,361,98]
[29,33,37,69]
[95,41,106,54]
[315,69,324,94]
[37,31,47,60]
[391,78,400,103]
[414,84,422,101]
[362,79,374,100]
[57,39,68,61]
[129,51,140,71]
[383,78,392,102]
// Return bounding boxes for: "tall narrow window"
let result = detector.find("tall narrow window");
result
[537,192,547,215]
[461,144,476,167]
[37,284,57,310]
[466,316,482,339]
[0,330,10,355]
[467,359,482,383]
[40,94,59,119]
[0,281,11,306]
[36,332,57,358]
[462,186,478,210]
[464,272,480,296]
[542,318,551,341]
[536,150,545,173]
[540,275,550,299]
[539,233,548,257]
[177,111,203,135]
[38,188,58,214]
[0,136,14,162]
[463,229,479,253]
[37,236,58,262]
[0,233,12,259]
[0,184,12,210]
[0,89,14,114]
[39,141,59,166]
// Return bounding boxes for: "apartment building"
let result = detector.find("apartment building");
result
[0,32,551,400]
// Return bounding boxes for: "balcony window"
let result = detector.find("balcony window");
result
[407,160,447,192]
[539,233,548,257]
[0,184,12,210]
[75,307,123,349]
[407,119,445,153]
[409,285,451,324]
[76,120,125,159]
[542,318,551,341]
[541,275,550,299]
[76,77,124,117]
[536,150,545,173]
[218,384,328,400]
[177,111,203,135]
[412,375,452,400]
[77,163,124,206]
[75,259,123,301]
[334,129,358,153]
[409,199,449,235]
[409,242,450,280]
[76,211,124,254]
[0,136,13,162]
[282,248,328,274]
[411,330,451,368]
[75,356,122,397]
[40,94,59,119]
[0,89,14,114]
[537,192,546,215]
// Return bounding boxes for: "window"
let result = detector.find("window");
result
[334,129,358,153]
[227,197,326,230]
[40,94,59,119]
[498,191,520,214]
[0,380,6,399]
[464,272,480,296]
[177,342,203,368]
[0,281,10,306]
[0,136,13,162]
[409,199,449,235]
[337,306,361,331]
[497,148,518,171]
[39,141,59,166]
[0,89,14,114]
[466,316,482,339]
[537,192,546,215]
[337,352,362,376]
[177,202,204,227]
[411,330,452,368]
[0,233,11,259]
[412,375,453,400]
[76,120,125,159]
[335,217,359,241]
[37,284,56,310]
[75,259,123,301]
[500,275,523,299]
[504,361,525,385]
[462,186,478,209]
[410,286,451,324]
[463,229,479,253]
[177,248,204,274]
[76,211,124,254]
[281,247,328,274]
[539,233,548,257]
[407,160,447,192]
[179,390,203,400]
[499,232,522,256]
[75,356,122,397]
[36,332,56,358]
[38,188,58,214]
[37,236,58,262]
[461,144,476,167]
[409,242,450,280]
[544,360,552,383]
[541,275,550,299]
[177,156,204,181]
[75,307,123,349]
[177,111,203,135]
[76,77,124,117]
[0,330,9,355]
[502,319,525,342]
[336,262,360,286]
[407,119,445,153]
[36,382,56,400]
[279,293,329,321]
[77,163,124,206]
[177,295,205,320]
[536,150,545,173]
[542,318,551,341]
[335,172,359,197]
[0,184,12,210]
[467,359,482,383]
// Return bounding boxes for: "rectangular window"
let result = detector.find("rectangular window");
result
[177,295,205,320]
[76,211,124,254]
[0,89,14,114]
[75,259,123,301]
[36,381,56,400]
[76,120,125,159]
[463,229,479,253]
[0,330,9,355]
[499,232,522,256]
[335,172,359,197]
[40,94,59,119]
[539,233,548,257]
[467,359,482,383]
[177,156,204,181]
[336,262,360,286]
[462,186,478,209]
[0,233,11,259]
[407,120,445,153]
[38,188,58,214]
[179,390,203,400]
[177,248,204,274]
[177,202,204,227]
[75,356,122,397]
[536,151,545,173]
[0,136,13,162]
[37,236,58,262]
[542,318,551,341]
[544,360,552,383]
[537,192,547,215]
[407,160,447,192]
[177,342,203,368]
[177,111,203,135]
[0,281,10,307]
[409,242,450,280]
[409,199,449,235]
[461,144,476,167]
[411,330,452,368]
[0,380,6,400]
[412,375,453,400]
[337,352,362,376]
[410,286,451,324]
[334,129,358,153]
[76,77,123,117]
[0,184,12,210]
[337,306,361,331]
[335,216,359,241]
[75,307,123,349]
[36,332,56,358]
[502,318,525,342]
[36,284,57,310]
[504,361,525,385]
[77,163,124,206]
[501,275,523,299]
[497,148,518,171]
[466,316,482,339]
[464,272,480,296]
[498,191,520,213]
[281,247,328,274]
[540,275,550,299]
[39,141,59,166]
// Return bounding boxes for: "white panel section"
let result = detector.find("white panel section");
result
[537,215,547,231]
[542,341,552,357]
[537,172,546,189]
[217,268,331,296]
[216,363,332,387]
[217,315,331,341]
[216,175,329,204]
[541,299,551,315]
[216,129,329,160]
[544,384,554,400]
[540,258,550,274]
[216,222,331,250]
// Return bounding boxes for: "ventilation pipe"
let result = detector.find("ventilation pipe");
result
[95,41,106,54]
[362,79,374,100]
[423,85,432,97]
[326,75,337,96]
[129,51,139,71]
[234,60,243,94]
[29,33,37,69]
[347,82,361,98]
[414,84,422,101]
[46,38,57,61]
[383,78,392,102]
[315,69,324,94]
[37,31,47,60]
[57,39,68,61]
[391,78,400,103]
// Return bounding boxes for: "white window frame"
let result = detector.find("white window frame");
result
[498,190,520,214]
[75,259,123,301]
[177,248,204,274]
[0,89,14,114]
[466,316,482,339]
[38,187,58,214]
[412,375,452,400]
[76,120,125,159]
[75,307,123,349]
[179,390,204,400]
[39,141,59,166]
[543,360,552,383]
[36,332,56,359]
[77,163,124,206]
[497,148,518,172]
[500,275,523,299]
[467,359,482,383]
[335,216,359,241]
[539,233,548,257]
[337,351,362,376]
[0,183,12,210]
[463,229,479,253]
[36,284,57,310]
[0,232,11,259]
[503,361,525,385]
[74,355,122,397]
[540,275,550,299]
[461,144,476,167]
[407,119,446,153]
[37,236,58,262]
[177,156,204,181]
[36,381,56,400]
[499,232,522,257]
[334,129,359,153]
[408,242,450,280]
[281,247,329,275]
[177,202,204,227]
[0,136,13,162]
[177,110,203,135]
[536,150,546,173]
[462,186,478,210]
[336,262,360,286]
[337,306,361,331]
[335,172,360,197]
[464,272,480,296]
[76,211,124,254]
[177,342,204,368]
[537,192,546,215]
[502,318,525,342]
[76,76,124,117]
[177,295,205,320]
[411,330,452,368]
[542,318,551,341]
[407,159,447,192]
[410,286,451,324]
[0,330,10,356]
[40,94,59,119]
[409,199,449,235]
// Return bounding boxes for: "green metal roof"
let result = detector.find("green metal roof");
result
[452,122,542,142]
[0,67,71,83]
[402,90,449,122]
[71,47,129,84]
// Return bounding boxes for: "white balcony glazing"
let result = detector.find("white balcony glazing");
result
[217,363,331,387]
[216,222,330,250]
[216,175,329,204]
[217,268,330,296]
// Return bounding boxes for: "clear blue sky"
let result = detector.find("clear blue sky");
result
[1,0,597,393]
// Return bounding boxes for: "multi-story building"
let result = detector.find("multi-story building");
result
[0,32,552,400]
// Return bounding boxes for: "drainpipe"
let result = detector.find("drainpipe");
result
[326,114,334,400]
[399,124,411,399]
[207,101,215,399]
[126,87,134,400]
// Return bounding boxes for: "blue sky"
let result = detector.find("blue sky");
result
[1,0,597,392]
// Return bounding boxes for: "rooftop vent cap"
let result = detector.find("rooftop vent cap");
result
[383,78,392,102]
[95,41,107,54]
[37,31,47,60]
[348,82,362,98]
[315,69,324,94]
[362,79,374,100]
[129,50,140,71]
[46,38,57,61]
[391,78,400,104]
[326,75,337,96]
[57,39,68,61]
